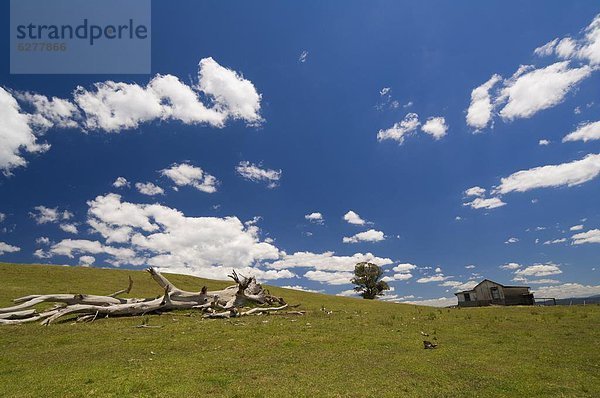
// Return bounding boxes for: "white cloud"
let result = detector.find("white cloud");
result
[571,229,600,245]
[505,237,519,244]
[299,50,309,63]
[434,267,442,273]
[464,186,486,197]
[343,210,366,226]
[0,87,49,174]
[112,177,130,188]
[79,255,95,267]
[420,117,448,140]
[380,87,391,96]
[30,206,73,224]
[60,223,79,234]
[465,265,476,269]
[500,262,521,270]
[17,92,79,130]
[304,212,324,224]
[304,270,354,285]
[281,285,322,293]
[0,241,20,255]
[197,57,263,125]
[498,62,592,121]
[563,120,600,143]
[336,289,359,297]
[267,251,393,272]
[539,139,550,146]
[494,153,600,194]
[416,274,450,283]
[463,197,506,210]
[74,57,261,132]
[50,193,285,279]
[534,15,600,66]
[466,74,502,130]
[543,238,567,245]
[377,113,420,144]
[236,161,281,188]
[161,163,218,193]
[532,283,600,299]
[570,224,584,231]
[393,263,417,273]
[135,182,164,196]
[404,296,457,307]
[382,273,413,282]
[343,229,385,244]
[440,280,478,291]
[0,213,5,223]
[36,237,50,245]
[514,263,562,277]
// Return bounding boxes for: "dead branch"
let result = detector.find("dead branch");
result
[0,268,293,325]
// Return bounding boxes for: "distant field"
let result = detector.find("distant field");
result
[0,262,598,397]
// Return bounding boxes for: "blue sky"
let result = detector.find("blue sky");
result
[1,1,600,305]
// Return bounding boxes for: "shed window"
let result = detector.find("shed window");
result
[464,293,471,301]
[490,287,500,300]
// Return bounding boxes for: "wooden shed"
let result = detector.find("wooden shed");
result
[455,279,534,307]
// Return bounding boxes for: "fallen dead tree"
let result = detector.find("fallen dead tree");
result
[0,268,292,325]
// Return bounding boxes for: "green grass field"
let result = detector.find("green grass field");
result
[0,262,599,397]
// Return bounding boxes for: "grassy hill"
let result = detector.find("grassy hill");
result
[0,262,599,397]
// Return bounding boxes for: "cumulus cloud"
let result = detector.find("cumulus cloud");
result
[281,285,322,293]
[464,186,486,197]
[377,113,420,144]
[0,58,262,174]
[342,229,385,244]
[532,282,600,299]
[420,117,448,140]
[500,262,521,270]
[304,212,324,224]
[498,62,592,121]
[30,206,73,224]
[463,197,506,210]
[161,163,218,193]
[514,263,562,277]
[267,251,393,272]
[343,210,366,226]
[59,223,79,234]
[539,139,550,146]
[79,255,95,266]
[563,120,600,142]
[112,177,130,188]
[466,74,502,130]
[534,14,600,66]
[494,153,600,194]
[404,296,457,307]
[0,87,49,174]
[571,229,600,245]
[36,237,50,245]
[135,182,164,196]
[570,224,584,231]
[417,274,450,283]
[543,238,567,245]
[49,193,286,279]
[440,280,478,291]
[0,241,20,255]
[304,270,354,285]
[16,92,79,130]
[236,161,282,188]
[505,237,519,244]
[76,57,261,132]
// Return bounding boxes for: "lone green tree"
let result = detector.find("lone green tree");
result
[351,262,390,299]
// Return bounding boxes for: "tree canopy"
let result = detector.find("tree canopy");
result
[351,262,390,299]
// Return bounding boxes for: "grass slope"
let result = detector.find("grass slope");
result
[0,263,599,397]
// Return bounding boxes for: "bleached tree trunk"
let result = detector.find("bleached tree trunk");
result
[0,268,293,326]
